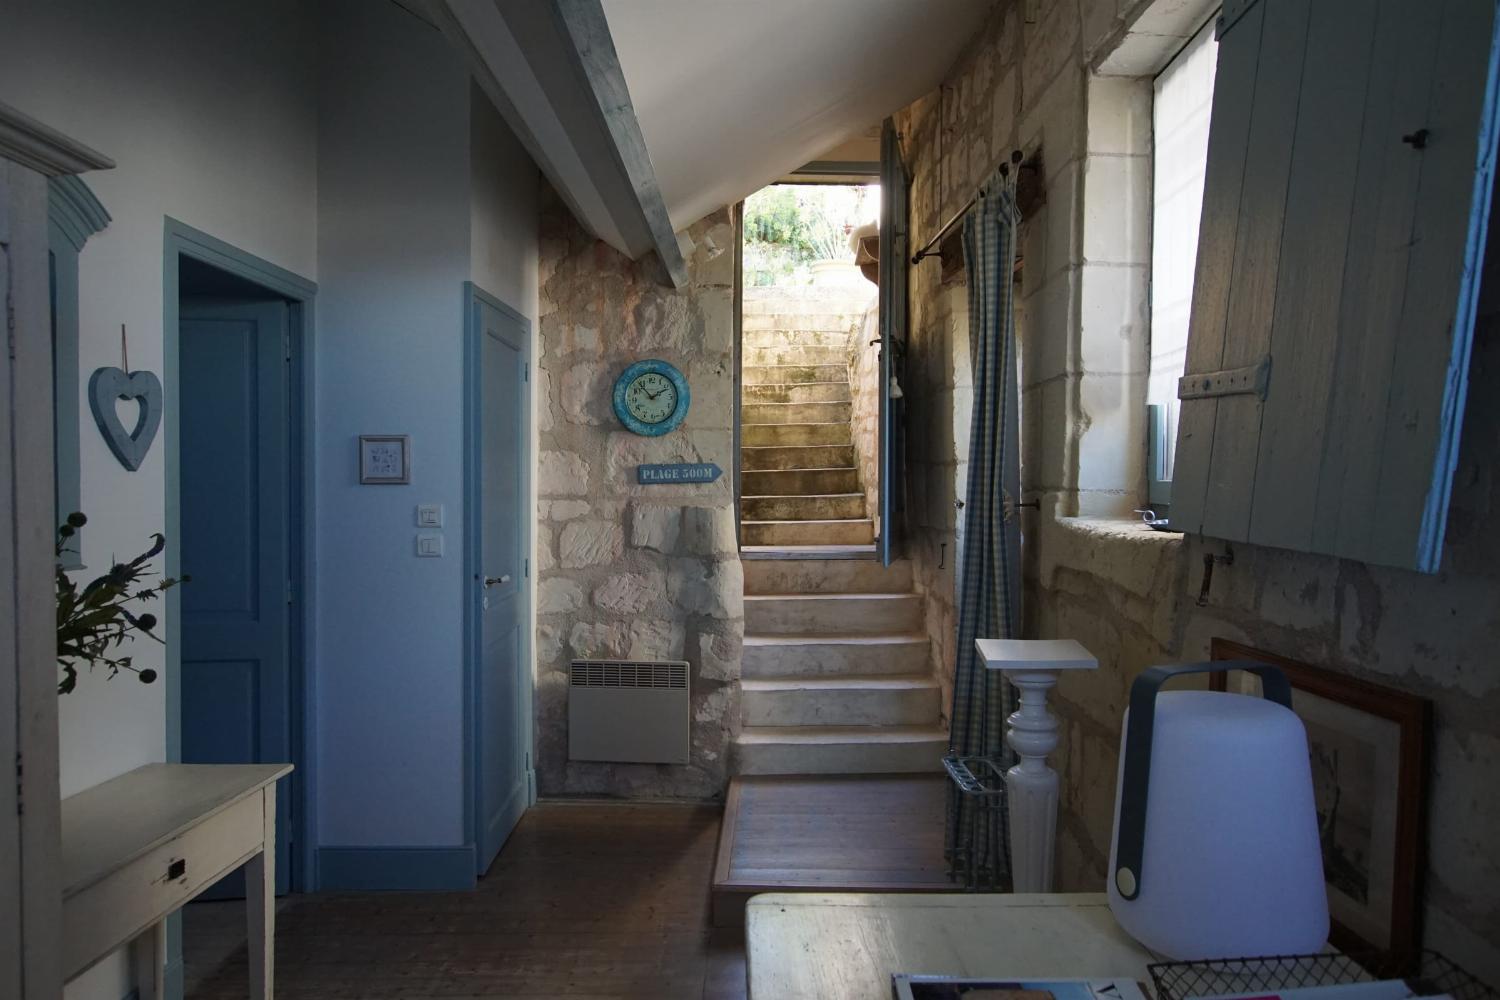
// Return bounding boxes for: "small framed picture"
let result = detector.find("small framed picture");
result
[1210,638,1430,974]
[359,434,410,484]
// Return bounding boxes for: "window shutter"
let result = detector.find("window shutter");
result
[1171,0,1500,572]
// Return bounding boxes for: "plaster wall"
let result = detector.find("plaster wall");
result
[313,0,478,848]
[894,0,1500,980]
[534,193,741,799]
[0,2,317,995]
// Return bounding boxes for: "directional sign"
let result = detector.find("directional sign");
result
[636,462,723,485]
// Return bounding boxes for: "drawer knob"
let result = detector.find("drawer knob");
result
[167,858,186,881]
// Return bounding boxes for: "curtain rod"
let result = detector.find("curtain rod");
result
[911,149,1024,265]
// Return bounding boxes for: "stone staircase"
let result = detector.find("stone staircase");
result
[734,558,947,775]
[740,297,874,552]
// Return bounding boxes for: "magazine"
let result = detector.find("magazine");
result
[891,976,1150,1000]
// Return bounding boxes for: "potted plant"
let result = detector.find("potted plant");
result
[56,512,185,694]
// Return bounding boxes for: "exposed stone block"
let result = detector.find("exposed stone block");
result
[539,450,589,496]
[630,503,681,553]
[593,572,663,615]
[538,577,585,615]
[558,519,623,568]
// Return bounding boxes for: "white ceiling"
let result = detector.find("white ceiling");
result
[602,0,993,231]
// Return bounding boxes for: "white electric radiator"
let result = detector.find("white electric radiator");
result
[568,659,690,764]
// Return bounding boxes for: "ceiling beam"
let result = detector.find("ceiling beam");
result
[429,0,687,288]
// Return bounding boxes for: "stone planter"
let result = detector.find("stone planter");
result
[809,259,864,290]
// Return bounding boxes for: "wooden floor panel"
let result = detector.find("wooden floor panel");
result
[711,774,954,925]
[184,802,745,1000]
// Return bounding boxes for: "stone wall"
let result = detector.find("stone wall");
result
[535,189,742,800]
[894,0,1500,979]
[847,305,881,523]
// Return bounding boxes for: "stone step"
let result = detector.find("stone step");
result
[741,467,859,495]
[743,344,849,367]
[741,518,875,547]
[735,725,948,775]
[744,592,920,634]
[742,634,930,678]
[741,493,865,521]
[742,422,851,447]
[742,312,861,331]
[741,543,879,560]
[742,675,940,727]
[743,381,851,404]
[743,558,913,595]
[743,364,848,385]
[742,328,852,349]
[742,400,851,425]
[741,444,855,471]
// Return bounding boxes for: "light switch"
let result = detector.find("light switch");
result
[416,503,443,528]
[416,534,444,557]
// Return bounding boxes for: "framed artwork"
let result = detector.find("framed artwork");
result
[359,434,410,484]
[1209,638,1430,973]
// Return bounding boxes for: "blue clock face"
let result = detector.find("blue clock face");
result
[613,360,689,436]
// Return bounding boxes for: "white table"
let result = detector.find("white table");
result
[61,763,291,999]
[746,892,1155,999]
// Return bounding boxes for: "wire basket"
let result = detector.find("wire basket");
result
[1150,950,1498,1000]
[941,753,1011,892]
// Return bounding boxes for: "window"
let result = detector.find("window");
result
[1147,18,1218,507]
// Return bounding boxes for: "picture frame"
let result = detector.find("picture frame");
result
[358,434,410,485]
[1209,638,1430,973]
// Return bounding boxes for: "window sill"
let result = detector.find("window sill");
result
[1036,514,1186,599]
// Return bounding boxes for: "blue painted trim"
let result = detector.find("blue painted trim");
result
[316,846,478,891]
[162,217,318,909]
[463,282,536,876]
[47,175,111,252]
[612,359,689,436]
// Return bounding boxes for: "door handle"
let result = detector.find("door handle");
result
[484,575,511,587]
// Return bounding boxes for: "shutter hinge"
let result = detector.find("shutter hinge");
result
[523,361,529,382]
[523,557,529,579]
[15,752,23,816]
[6,288,15,361]
[286,579,294,605]
[283,328,292,362]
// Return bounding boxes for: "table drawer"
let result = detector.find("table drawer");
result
[62,790,266,979]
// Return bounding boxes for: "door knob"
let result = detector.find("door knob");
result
[484,575,511,587]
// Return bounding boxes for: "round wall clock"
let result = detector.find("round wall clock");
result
[613,359,690,436]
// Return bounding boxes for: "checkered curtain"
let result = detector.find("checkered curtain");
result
[945,166,1022,884]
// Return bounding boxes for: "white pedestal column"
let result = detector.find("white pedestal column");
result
[975,638,1098,893]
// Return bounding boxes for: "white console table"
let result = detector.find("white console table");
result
[61,763,291,999]
[746,892,1153,999]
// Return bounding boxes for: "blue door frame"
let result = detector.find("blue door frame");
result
[163,219,316,999]
[463,282,536,873]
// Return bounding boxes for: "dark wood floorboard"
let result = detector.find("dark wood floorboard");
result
[184,802,745,1000]
[709,774,954,926]
[714,774,951,893]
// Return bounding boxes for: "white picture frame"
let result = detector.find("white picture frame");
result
[359,434,410,484]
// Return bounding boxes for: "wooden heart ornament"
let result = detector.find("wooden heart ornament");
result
[89,367,163,471]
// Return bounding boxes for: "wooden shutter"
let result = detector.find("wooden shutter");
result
[1170,0,1500,572]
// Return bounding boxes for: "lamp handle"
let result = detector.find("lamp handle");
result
[1113,660,1293,900]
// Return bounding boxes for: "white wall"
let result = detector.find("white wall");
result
[471,83,541,319]
[0,2,317,995]
[314,0,472,848]
[2,0,542,987]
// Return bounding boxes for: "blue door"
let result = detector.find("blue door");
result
[471,289,529,874]
[878,118,910,566]
[180,298,293,896]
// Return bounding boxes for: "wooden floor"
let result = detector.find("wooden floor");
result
[185,802,745,999]
[711,774,954,925]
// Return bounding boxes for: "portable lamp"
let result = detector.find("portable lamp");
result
[1107,662,1329,960]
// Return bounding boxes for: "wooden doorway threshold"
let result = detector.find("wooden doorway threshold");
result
[712,774,955,927]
